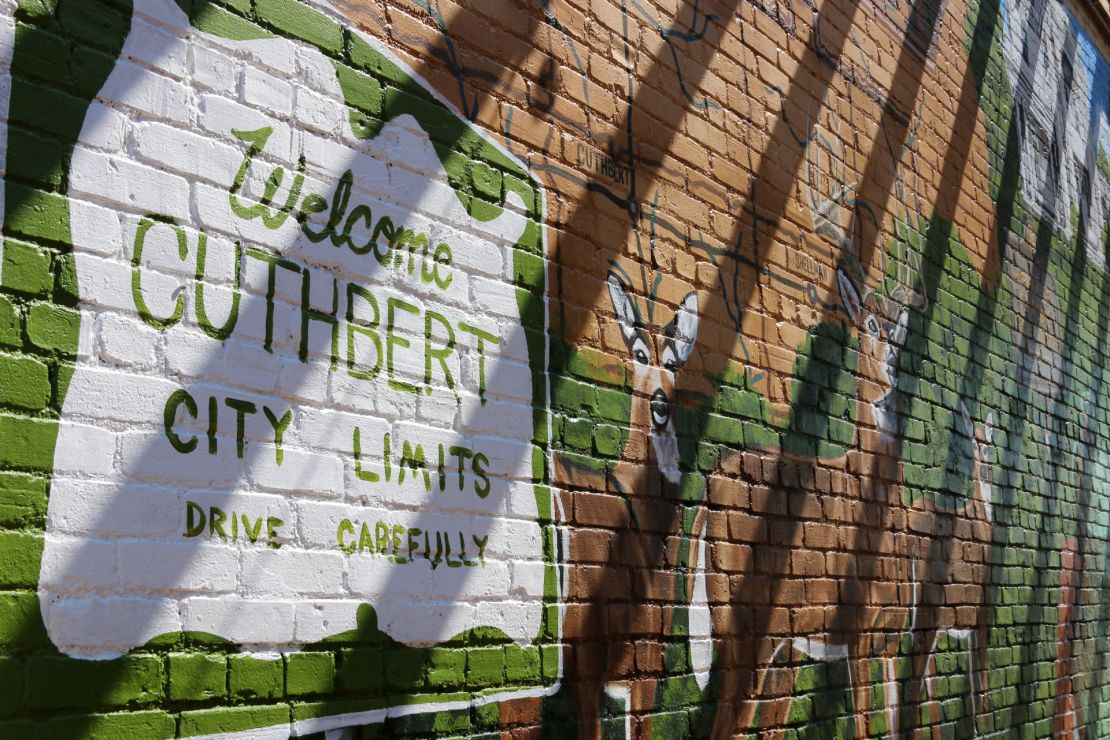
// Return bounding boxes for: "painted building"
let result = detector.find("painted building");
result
[0,0,1108,737]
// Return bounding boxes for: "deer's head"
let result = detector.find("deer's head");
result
[837,268,909,446]
[607,273,700,484]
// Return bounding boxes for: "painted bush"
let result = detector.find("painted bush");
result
[1,0,1110,738]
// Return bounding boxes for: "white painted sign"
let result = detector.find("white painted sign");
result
[39,0,550,659]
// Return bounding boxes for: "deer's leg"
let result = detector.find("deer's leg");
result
[754,640,798,740]
[972,613,991,729]
[923,632,946,740]
[565,605,609,739]
[685,507,714,688]
[899,625,936,738]
[850,639,876,740]
[708,634,772,737]
[573,673,604,740]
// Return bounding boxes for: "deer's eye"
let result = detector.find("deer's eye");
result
[634,349,649,364]
[866,316,880,336]
[663,359,677,372]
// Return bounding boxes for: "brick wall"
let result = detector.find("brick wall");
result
[0,0,1109,737]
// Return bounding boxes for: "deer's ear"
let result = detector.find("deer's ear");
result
[837,269,862,323]
[672,291,700,365]
[607,274,639,345]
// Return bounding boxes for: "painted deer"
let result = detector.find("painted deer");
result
[708,266,995,738]
[554,271,703,738]
[708,108,994,736]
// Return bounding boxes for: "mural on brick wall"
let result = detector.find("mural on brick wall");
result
[6,0,1110,737]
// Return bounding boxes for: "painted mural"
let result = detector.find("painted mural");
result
[2,0,1110,737]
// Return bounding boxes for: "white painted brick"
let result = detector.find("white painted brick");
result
[0,7,14,71]
[197,94,293,160]
[217,339,280,393]
[38,537,118,591]
[191,282,241,339]
[190,181,253,246]
[487,520,544,561]
[456,394,532,436]
[52,422,117,477]
[470,275,521,318]
[234,298,298,357]
[295,45,341,94]
[239,245,302,305]
[473,601,538,644]
[388,172,462,228]
[296,499,377,548]
[132,268,188,324]
[470,190,530,245]
[69,147,191,220]
[251,447,343,496]
[192,43,241,95]
[393,421,455,453]
[45,595,182,659]
[70,254,135,313]
[243,65,294,118]
[475,357,532,405]
[376,116,444,179]
[118,432,246,486]
[235,34,298,76]
[63,367,179,424]
[295,407,388,453]
[347,558,429,598]
[328,369,390,416]
[165,325,220,379]
[118,541,239,592]
[301,132,386,183]
[293,600,363,642]
[303,264,338,314]
[78,103,128,152]
[431,558,510,598]
[296,500,352,544]
[196,384,286,442]
[436,225,504,277]
[509,560,548,599]
[75,309,97,360]
[45,480,182,537]
[70,197,124,257]
[133,121,240,185]
[279,358,332,404]
[132,0,191,30]
[100,59,190,123]
[183,597,294,644]
[241,548,345,596]
[375,599,478,645]
[294,86,344,136]
[96,312,161,368]
[181,491,295,536]
[127,16,189,78]
[468,436,534,480]
[496,320,532,363]
[417,392,459,426]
